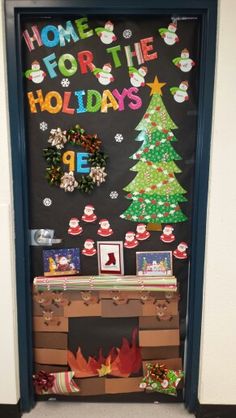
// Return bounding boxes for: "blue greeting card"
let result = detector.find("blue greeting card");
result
[43,248,80,276]
[136,251,173,277]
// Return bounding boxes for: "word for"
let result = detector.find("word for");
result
[43,38,157,79]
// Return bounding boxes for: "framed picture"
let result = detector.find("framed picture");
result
[43,248,80,276]
[97,241,124,275]
[136,251,173,277]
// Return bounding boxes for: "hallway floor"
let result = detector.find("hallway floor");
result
[23,402,192,417]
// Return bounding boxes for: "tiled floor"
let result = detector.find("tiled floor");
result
[24,402,192,417]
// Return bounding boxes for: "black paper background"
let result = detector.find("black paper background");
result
[21,14,201,400]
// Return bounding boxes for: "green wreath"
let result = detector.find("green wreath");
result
[43,125,108,193]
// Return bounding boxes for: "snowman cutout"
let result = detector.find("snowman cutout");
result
[159,22,179,46]
[67,218,83,236]
[82,239,97,256]
[170,81,189,103]
[173,49,195,73]
[128,66,148,88]
[173,242,188,260]
[135,223,150,241]
[82,204,97,223]
[124,231,139,249]
[25,60,46,84]
[97,219,113,237]
[95,21,117,44]
[92,63,114,86]
[160,225,175,243]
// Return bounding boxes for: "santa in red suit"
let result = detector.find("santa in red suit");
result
[81,204,97,223]
[67,218,83,236]
[135,223,150,241]
[160,225,175,243]
[173,242,188,259]
[124,231,139,249]
[97,219,113,237]
[82,239,97,256]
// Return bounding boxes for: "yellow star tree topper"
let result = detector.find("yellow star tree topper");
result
[146,76,166,96]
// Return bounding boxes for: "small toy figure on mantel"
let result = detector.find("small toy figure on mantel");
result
[124,231,139,249]
[160,225,175,243]
[97,219,113,237]
[82,204,97,223]
[68,218,83,236]
[82,239,97,256]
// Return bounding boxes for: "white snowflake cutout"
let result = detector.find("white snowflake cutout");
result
[123,29,132,39]
[40,121,48,131]
[61,78,70,88]
[43,197,52,207]
[110,191,119,199]
[115,133,124,143]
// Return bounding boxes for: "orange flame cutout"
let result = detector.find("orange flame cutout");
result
[67,328,142,378]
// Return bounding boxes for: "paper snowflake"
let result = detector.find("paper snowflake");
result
[123,29,132,39]
[115,133,124,143]
[40,121,48,131]
[43,197,52,207]
[61,78,70,88]
[110,191,119,199]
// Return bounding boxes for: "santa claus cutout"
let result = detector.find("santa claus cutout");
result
[82,239,97,256]
[173,242,188,259]
[124,231,139,249]
[68,218,83,235]
[97,219,113,237]
[136,223,150,241]
[160,225,175,243]
[82,204,97,223]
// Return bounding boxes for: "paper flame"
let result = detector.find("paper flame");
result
[67,328,142,378]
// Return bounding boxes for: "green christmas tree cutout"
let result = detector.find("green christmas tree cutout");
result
[120,76,187,228]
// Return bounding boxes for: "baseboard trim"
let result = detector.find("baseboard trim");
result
[196,401,236,418]
[0,400,21,418]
